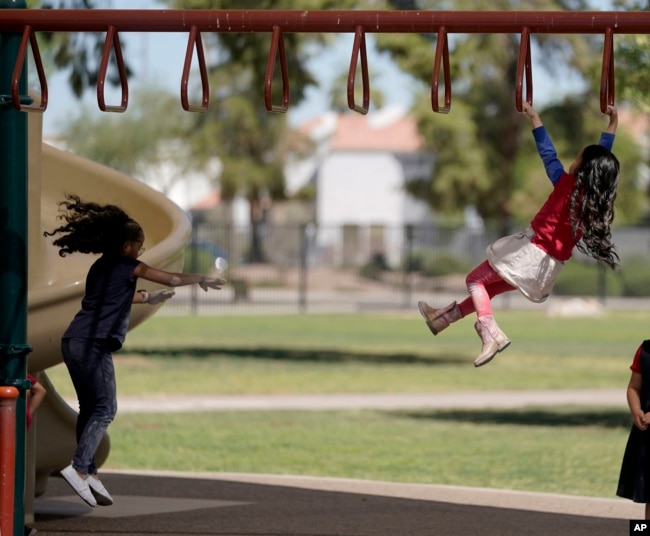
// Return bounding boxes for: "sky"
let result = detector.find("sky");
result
[37,1,599,138]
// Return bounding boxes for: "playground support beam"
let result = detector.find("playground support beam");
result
[0,2,31,536]
[0,9,650,34]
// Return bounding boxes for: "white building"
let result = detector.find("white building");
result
[287,105,435,268]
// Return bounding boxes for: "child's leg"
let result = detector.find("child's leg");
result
[417,260,515,338]
[645,502,650,520]
[458,261,515,318]
[459,261,514,367]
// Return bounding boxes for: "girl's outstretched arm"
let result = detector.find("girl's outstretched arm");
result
[132,262,226,292]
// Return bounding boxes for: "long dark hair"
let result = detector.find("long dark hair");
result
[569,144,620,269]
[44,194,142,257]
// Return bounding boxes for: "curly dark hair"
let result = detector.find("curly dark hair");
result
[569,144,620,269]
[44,194,142,257]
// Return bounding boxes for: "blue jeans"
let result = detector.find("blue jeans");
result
[61,337,117,475]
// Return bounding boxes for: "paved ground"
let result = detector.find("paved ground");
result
[31,470,640,536]
[28,389,642,535]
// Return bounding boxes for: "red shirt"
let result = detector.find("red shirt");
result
[529,172,579,262]
[631,345,643,373]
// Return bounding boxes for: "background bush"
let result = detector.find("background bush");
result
[182,246,214,274]
[552,260,624,297]
[620,256,650,297]
[421,252,472,278]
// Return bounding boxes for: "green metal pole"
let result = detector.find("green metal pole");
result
[0,2,33,536]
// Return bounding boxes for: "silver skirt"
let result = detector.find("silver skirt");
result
[486,226,564,303]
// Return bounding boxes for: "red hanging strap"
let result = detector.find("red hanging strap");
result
[431,26,451,114]
[515,26,533,112]
[11,25,48,112]
[600,26,615,112]
[347,26,370,115]
[97,26,129,112]
[264,25,290,113]
[181,26,210,112]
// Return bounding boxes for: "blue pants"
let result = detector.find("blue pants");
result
[61,338,117,475]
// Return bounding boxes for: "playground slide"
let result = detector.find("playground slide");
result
[25,112,191,495]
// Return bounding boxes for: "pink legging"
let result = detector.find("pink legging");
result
[458,260,516,319]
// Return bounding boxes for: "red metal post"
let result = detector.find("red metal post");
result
[0,386,19,536]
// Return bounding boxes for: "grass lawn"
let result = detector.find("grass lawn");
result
[46,310,649,396]
[107,406,630,498]
[43,310,645,498]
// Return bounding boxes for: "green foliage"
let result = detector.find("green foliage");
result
[552,260,624,297]
[614,31,650,113]
[359,253,390,280]
[376,0,647,226]
[32,0,134,98]
[61,88,194,194]
[553,255,650,297]
[620,256,650,297]
[182,246,214,274]
[421,251,471,278]
[410,99,489,214]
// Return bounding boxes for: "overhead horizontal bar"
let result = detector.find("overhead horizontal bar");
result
[0,10,649,35]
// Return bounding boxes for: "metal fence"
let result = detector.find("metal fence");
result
[157,221,650,316]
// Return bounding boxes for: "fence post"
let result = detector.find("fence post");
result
[402,225,414,308]
[190,227,198,315]
[299,224,308,312]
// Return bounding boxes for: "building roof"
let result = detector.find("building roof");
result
[301,105,423,152]
[191,189,220,210]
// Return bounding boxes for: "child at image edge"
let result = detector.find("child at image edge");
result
[44,195,226,508]
[618,340,650,519]
[418,102,619,367]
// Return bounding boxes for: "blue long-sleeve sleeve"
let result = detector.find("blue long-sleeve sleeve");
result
[531,126,616,185]
[598,131,615,151]
[532,126,563,185]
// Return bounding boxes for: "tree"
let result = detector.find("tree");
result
[328,56,386,113]
[374,0,646,230]
[612,2,650,113]
[32,0,133,98]
[61,87,195,197]
[165,0,357,262]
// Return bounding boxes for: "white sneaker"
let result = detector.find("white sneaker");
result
[88,476,114,506]
[60,464,97,507]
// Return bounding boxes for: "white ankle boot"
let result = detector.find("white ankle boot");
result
[418,301,462,335]
[473,315,511,367]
